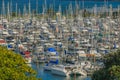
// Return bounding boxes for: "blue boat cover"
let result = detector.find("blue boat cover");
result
[49,59,59,64]
[47,48,56,52]
[7,44,13,48]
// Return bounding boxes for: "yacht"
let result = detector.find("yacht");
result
[51,64,72,77]
[70,66,87,76]
[43,58,59,71]
[43,63,56,71]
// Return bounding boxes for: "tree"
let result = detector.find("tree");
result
[0,46,40,80]
[92,49,120,80]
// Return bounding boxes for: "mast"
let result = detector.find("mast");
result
[104,0,108,17]
[18,8,21,17]
[23,4,27,17]
[42,4,45,20]
[16,2,18,17]
[69,3,73,19]
[49,4,52,18]
[58,5,62,22]
[66,6,68,19]
[53,0,55,18]
[118,5,120,17]
[93,4,97,17]
[109,5,112,51]
[82,0,84,9]
[10,0,12,17]
[109,4,113,19]
[36,0,38,15]
[29,0,31,17]
[2,0,5,17]
[7,2,10,21]
[75,0,79,17]
[44,0,47,15]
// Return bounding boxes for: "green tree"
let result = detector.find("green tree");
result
[92,49,120,80]
[0,46,40,80]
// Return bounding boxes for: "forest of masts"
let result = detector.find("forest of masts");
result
[0,0,120,20]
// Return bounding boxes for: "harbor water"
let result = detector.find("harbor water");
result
[30,63,91,80]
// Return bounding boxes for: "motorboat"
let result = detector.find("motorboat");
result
[43,63,56,71]
[43,59,59,71]
[51,64,72,77]
[70,65,87,76]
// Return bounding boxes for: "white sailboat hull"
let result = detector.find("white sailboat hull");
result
[51,66,70,77]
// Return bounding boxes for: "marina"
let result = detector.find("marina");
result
[31,63,91,80]
[0,0,120,80]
